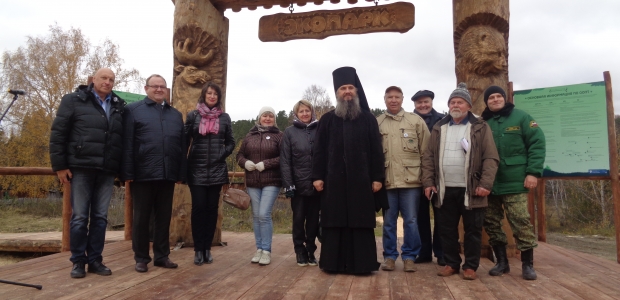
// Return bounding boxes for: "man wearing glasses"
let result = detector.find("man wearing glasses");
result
[121,74,187,273]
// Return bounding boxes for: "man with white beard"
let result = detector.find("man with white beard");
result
[421,82,498,280]
[312,67,387,274]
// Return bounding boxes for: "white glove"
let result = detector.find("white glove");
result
[244,160,256,171]
[255,162,265,172]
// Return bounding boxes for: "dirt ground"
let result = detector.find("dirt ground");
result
[545,232,617,261]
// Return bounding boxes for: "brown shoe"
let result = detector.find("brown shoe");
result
[463,269,477,280]
[437,265,459,277]
[403,259,416,272]
[135,262,148,273]
[154,258,178,269]
[381,258,395,271]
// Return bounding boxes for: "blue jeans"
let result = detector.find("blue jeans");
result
[247,186,280,252]
[382,188,422,261]
[69,169,115,264]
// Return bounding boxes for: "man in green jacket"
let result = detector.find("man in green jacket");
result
[481,86,546,281]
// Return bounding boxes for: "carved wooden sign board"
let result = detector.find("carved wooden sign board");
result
[258,2,415,42]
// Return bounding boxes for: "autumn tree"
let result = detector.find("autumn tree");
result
[0,24,143,196]
[301,84,333,119]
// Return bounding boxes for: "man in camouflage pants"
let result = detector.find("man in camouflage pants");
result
[481,86,546,280]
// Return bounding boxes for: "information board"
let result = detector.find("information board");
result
[514,82,609,177]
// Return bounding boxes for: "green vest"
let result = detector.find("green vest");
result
[486,108,546,195]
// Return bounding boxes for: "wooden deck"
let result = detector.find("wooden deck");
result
[0,231,125,253]
[0,232,619,299]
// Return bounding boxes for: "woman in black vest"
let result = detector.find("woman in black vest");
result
[184,82,235,265]
[280,100,320,266]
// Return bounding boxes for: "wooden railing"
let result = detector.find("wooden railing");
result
[0,167,245,252]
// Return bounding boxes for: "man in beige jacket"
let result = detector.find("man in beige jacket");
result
[377,86,430,272]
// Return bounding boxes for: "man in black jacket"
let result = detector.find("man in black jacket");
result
[50,68,125,278]
[121,74,186,273]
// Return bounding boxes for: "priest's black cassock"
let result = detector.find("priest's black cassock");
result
[312,67,388,274]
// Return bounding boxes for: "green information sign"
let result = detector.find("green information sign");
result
[514,82,609,177]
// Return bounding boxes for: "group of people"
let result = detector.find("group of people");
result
[50,66,544,283]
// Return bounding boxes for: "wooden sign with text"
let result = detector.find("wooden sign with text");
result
[258,2,415,42]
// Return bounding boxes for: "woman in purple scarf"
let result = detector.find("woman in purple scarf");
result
[184,82,235,265]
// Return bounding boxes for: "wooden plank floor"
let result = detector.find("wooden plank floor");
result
[0,232,619,299]
[0,231,125,252]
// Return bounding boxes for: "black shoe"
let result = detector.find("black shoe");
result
[154,258,178,269]
[489,245,510,276]
[135,262,148,273]
[308,253,318,266]
[415,256,433,263]
[521,249,537,280]
[204,250,213,264]
[437,256,446,266]
[296,253,309,266]
[71,262,86,278]
[194,251,204,266]
[88,261,112,276]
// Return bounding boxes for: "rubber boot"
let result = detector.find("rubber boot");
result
[521,249,537,280]
[489,245,510,276]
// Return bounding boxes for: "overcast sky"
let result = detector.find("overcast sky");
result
[1,0,618,120]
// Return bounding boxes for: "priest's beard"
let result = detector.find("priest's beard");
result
[335,95,362,120]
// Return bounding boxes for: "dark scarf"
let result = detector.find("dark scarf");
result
[414,108,444,131]
[482,102,515,120]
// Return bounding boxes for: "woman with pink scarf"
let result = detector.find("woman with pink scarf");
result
[184,82,235,266]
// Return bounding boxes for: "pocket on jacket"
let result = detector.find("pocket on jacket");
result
[402,158,421,184]
[401,132,419,153]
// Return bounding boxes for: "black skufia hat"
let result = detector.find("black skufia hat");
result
[332,66,370,112]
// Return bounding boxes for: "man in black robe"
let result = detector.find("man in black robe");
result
[312,66,387,274]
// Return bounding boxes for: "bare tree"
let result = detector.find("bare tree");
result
[301,84,333,119]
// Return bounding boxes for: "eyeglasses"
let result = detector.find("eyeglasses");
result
[147,85,167,90]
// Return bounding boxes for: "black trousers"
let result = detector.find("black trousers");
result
[436,187,485,271]
[189,184,222,251]
[418,197,443,259]
[291,194,321,255]
[131,180,175,264]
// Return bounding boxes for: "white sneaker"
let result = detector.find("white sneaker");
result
[251,249,262,263]
[259,250,271,265]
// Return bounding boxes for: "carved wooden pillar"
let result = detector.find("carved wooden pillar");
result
[170,0,229,247]
[453,0,509,115]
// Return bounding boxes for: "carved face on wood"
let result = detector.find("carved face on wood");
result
[173,65,210,117]
[457,26,507,76]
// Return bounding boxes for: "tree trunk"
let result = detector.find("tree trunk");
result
[170,0,230,247]
[453,0,509,115]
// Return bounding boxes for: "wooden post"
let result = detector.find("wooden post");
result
[124,182,133,241]
[61,183,72,252]
[536,178,546,242]
[603,71,620,263]
[169,0,230,246]
[453,0,510,115]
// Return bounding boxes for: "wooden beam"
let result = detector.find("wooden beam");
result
[536,178,546,242]
[0,240,61,253]
[61,183,71,252]
[0,167,55,176]
[603,71,620,263]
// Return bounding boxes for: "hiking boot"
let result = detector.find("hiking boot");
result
[403,259,416,272]
[463,269,477,280]
[251,249,262,263]
[489,245,510,276]
[308,253,318,266]
[437,265,459,277]
[521,249,537,280]
[381,258,395,271]
[437,256,446,266]
[259,251,271,265]
[70,262,86,278]
[87,261,112,276]
[296,253,309,266]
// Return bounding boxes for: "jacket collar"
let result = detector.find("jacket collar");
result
[434,111,482,132]
[384,108,405,120]
[144,97,169,107]
[76,84,125,106]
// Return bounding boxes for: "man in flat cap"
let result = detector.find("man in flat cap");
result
[312,66,387,274]
[421,83,498,280]
[412,89,446,266]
